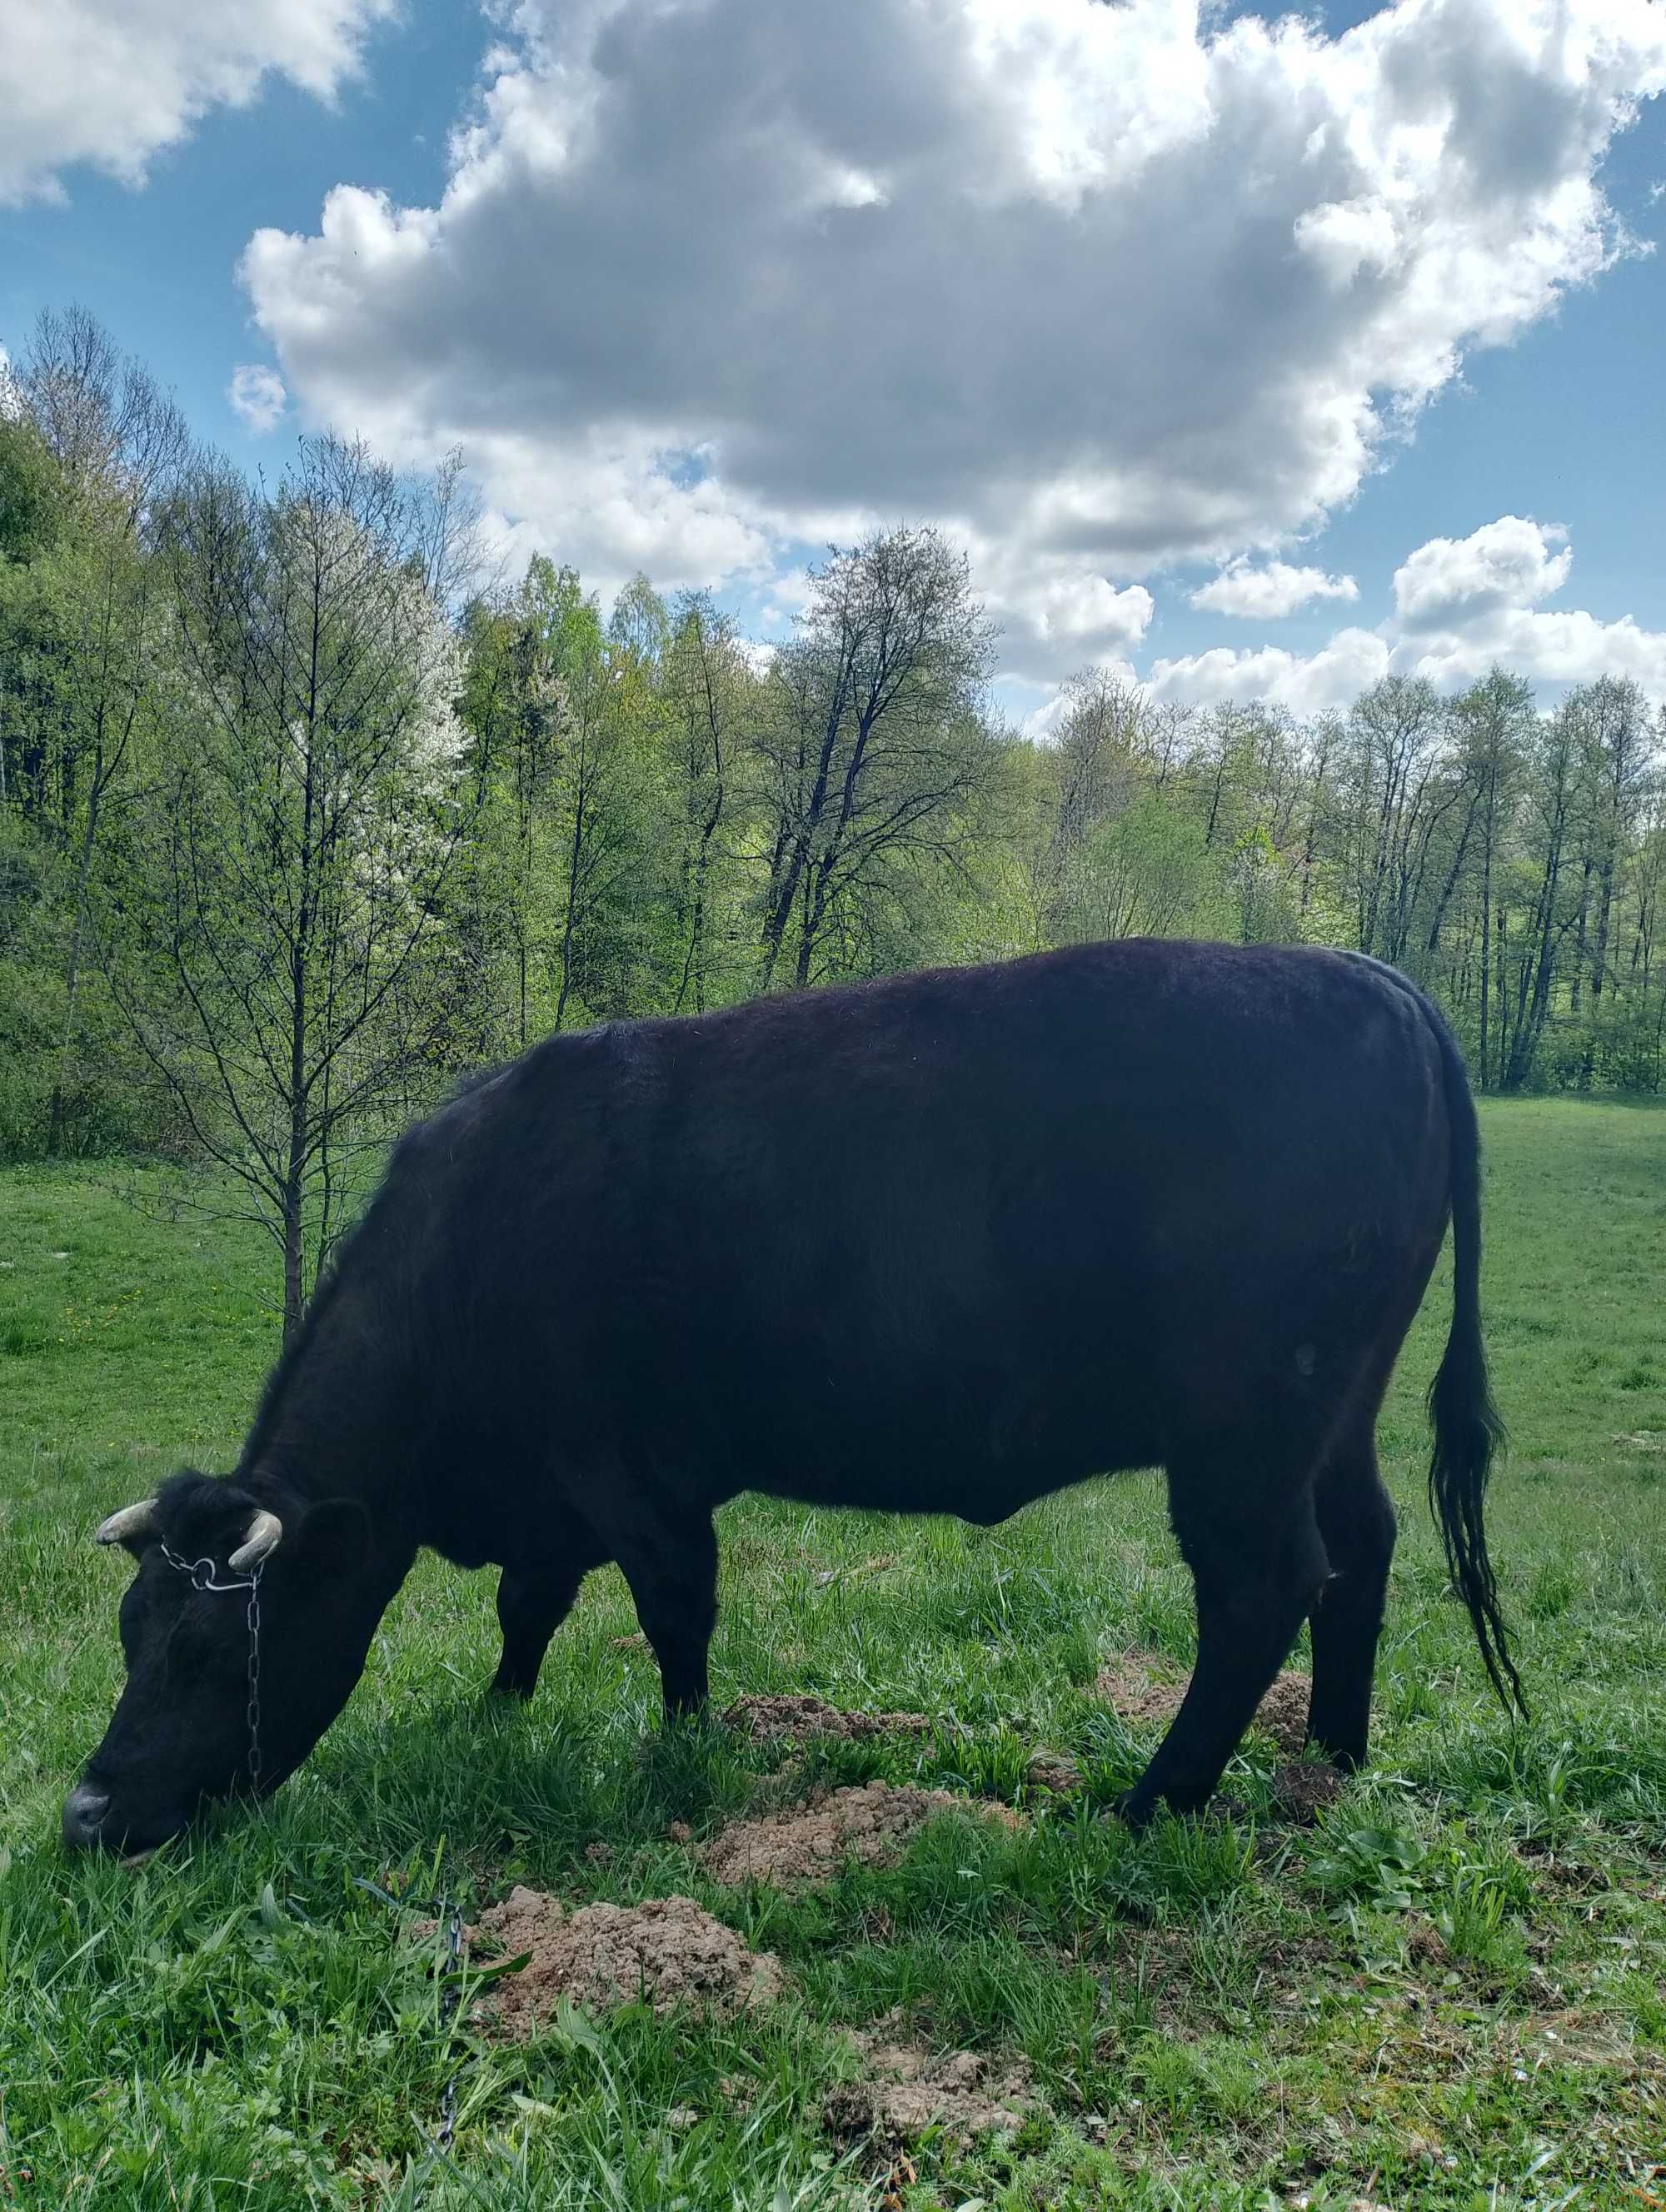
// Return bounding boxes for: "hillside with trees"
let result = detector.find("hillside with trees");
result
[4,312,1663,1326]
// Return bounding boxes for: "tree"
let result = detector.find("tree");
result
[1441,670,1534,1083]
[755,527,997,989]
[659,591,754,1012]
[0,314,185,1150]
[1338,676,1453,964]
[101,436,477,1335]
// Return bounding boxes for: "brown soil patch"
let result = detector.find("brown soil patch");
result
[1251,1671,1311,1755]
[1095,1649,1312,1754]
[723,1692,934,1744]
[1406,1915,1454,1973]
[1269,1758,1345,1822]
[1094,1647,1187,1726]
[703,1783,1019,1887]
[824,2030,1033,2146]
[1024,1750,1083,1794]
[460,1886,781,2036]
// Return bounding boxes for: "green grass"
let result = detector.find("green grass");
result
[2,1099,1664,2209]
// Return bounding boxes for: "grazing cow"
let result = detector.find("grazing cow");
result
[64,940,1519,1855]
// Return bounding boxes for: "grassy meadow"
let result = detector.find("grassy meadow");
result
[1,1098,1664,2209]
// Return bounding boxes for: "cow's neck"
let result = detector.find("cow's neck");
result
[236,1266,425,1581]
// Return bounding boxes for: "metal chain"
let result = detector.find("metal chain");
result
[244,1567,263,1796]
[157,1542,264,1791]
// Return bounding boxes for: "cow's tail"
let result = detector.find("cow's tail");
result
[1419,991,1524,1715]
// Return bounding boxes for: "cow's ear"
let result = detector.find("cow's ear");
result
[292,1498,372,1579]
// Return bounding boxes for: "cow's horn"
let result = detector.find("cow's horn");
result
[96,1500,158,1547]
[229,1510,283,1572]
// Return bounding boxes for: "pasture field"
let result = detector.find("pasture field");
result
[1,1098,1664,2210]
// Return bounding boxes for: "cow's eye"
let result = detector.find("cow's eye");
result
[167,1613,242,1678]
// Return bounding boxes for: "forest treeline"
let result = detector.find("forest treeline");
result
[3,312,1664,1328]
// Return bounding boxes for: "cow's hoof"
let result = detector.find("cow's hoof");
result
[1109,1788,1155,1831]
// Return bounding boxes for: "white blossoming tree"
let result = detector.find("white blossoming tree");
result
[102,434,479,1335]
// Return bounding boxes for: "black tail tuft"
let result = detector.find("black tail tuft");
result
[1420,992,1525,1716]
[1427,1322,1521,1712]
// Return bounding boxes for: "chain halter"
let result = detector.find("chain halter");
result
[158,1542,265,1797]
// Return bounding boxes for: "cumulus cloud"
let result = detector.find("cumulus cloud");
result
[227,362,287,435]
[1390,518,1666,693]
[1148,628,1394,715]
[1190,559,1359,620]
[1145,515,1666,710]
[242,0,1666,678]
[1392,514,1572,631]
[1402,606,1666,695]
[0,0,395,206]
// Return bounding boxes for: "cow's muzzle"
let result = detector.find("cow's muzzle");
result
[62,1781,112,1851]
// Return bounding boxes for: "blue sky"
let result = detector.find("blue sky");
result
[3,0,1664,724]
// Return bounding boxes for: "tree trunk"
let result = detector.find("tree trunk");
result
[282,1146,307,1343]
[48,760,104,1154]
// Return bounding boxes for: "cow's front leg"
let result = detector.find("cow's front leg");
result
[615,1514,719,1721]
[490,1534,605,1698]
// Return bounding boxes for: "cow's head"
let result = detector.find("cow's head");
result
[64,1471,381,1854]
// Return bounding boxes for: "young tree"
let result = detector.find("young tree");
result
[102,436,476,1333]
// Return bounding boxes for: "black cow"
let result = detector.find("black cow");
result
[64,939,1519,1854]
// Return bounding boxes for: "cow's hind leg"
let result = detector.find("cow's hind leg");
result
[1305,1426,1397,1771]
[613,1514,720,1721]
[491,1542,603,1699]
[1120,1451,1329,1826]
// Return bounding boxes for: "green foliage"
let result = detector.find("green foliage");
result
[0,409,67,565]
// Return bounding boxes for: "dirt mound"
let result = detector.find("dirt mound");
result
[1095,1649,1312,1754]
[462,1887,781,2036]
[824,2030,1033,2145]
[1251,1671,1312,1756]
[1094,1647,1188,1726]
[724,1693,934,1744]
[703,1783,1018,1887]
[1024,1751,1082,1795]
[1270,1758,1345,1822]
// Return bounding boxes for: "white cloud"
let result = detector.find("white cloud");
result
[1148,514,1666,710]
[1401,605,1666,695]
[1148,627,1394,715]
[1392,514,1571,631]
[1389,517,1666,693]
[0,0,395,206]
[1190,559,1360,620]
[227,362,287,435]
[242,0,1666,679]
